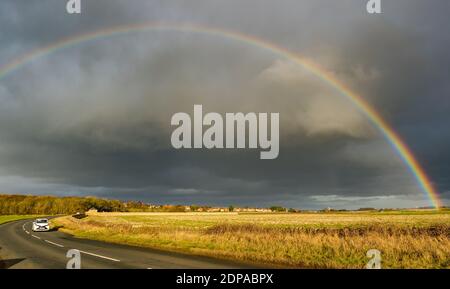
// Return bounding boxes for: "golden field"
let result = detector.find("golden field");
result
[53,210,450,268]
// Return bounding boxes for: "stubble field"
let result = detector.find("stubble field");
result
[53,210,450,268]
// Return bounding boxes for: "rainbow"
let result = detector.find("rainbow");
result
[0,22,441,208]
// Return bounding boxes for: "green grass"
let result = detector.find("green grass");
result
[0,215,39,225]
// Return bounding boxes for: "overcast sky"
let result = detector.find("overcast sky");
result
[0,0,449,209]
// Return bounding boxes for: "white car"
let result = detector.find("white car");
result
[32,218,50,232]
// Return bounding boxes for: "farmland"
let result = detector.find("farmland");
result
[53,210,450,268]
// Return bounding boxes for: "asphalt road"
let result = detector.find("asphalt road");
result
[0,218,250,269]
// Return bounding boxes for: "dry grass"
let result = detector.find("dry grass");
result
[53,211,450,268]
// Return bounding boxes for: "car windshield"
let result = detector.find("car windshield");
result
[36,219,48,224]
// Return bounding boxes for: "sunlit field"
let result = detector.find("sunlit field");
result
[54,210,450,268]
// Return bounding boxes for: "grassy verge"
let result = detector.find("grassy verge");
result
[53,211,450,268]
[0,215,39,225]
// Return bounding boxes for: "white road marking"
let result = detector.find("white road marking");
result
[78,250,120,262]
[44,240,64,248]
[20,220,119,263]
[23,222,31,233]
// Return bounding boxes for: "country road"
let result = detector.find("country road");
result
[0,218,250,269]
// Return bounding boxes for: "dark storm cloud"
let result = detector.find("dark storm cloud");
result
[0,0,449,209]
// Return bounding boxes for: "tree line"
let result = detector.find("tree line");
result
[0,194,125,215]
[0,194,309,215]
